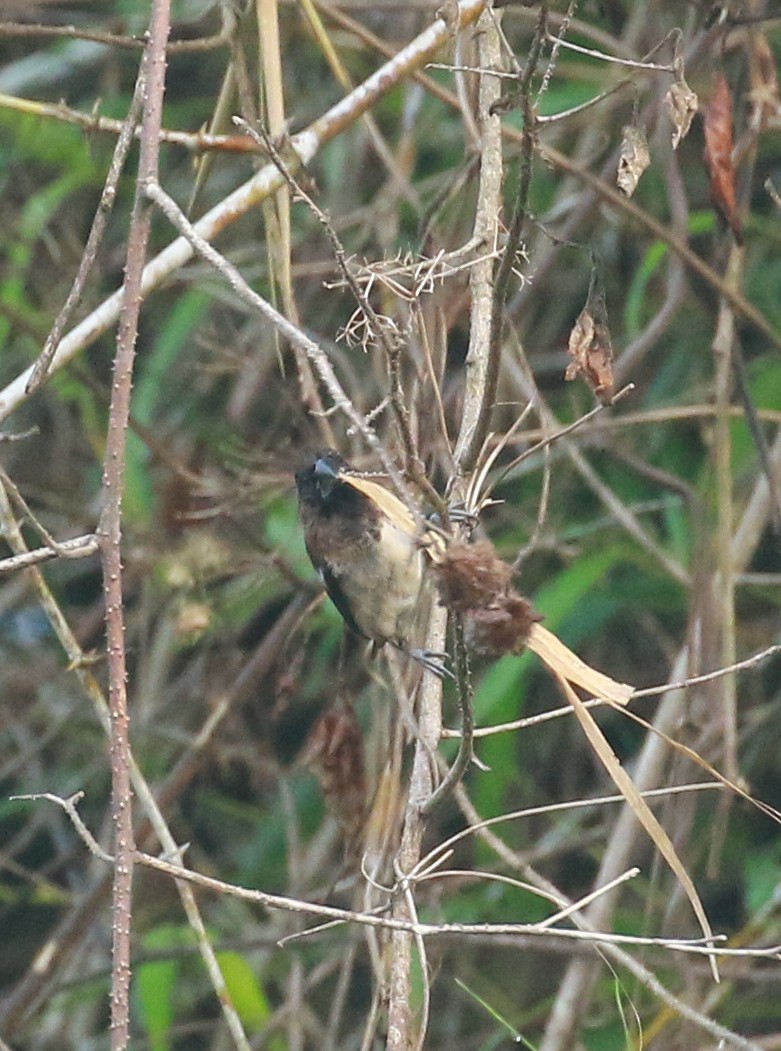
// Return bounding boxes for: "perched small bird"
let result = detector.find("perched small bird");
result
[295,449,447,676]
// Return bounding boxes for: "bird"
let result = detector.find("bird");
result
[295,449,448,677]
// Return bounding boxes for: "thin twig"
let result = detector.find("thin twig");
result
[235,117,443,509]
[0,578,304,1042]
[143,180,421,519]
[11,792,112,862]
[0,477,271,1051]
[544,32,674,71]
[538,141,781,354]
[0,92,255,153]
[26,68,146,392]
[0,534,98,572]
[443,641,781,739]
[0,20,227,51]
[453,787,765,1051]
[0,464,97,560]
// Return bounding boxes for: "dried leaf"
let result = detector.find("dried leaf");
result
[340,471,417,534]
[363,764,404,866]
[703,73,743,243]
[617,124,650,197]
[665,71,698,149]
[302,704,367,853]
[565,273,616,403]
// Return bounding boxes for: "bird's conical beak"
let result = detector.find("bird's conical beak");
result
[314,456,340,498]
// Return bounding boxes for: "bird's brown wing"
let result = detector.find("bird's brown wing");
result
[318,563,367,640]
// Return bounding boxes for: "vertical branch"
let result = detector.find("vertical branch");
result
[385,609,447,1051]
[708,242,744,871]
[452,10,506,474]
[99,2,171,1047]
[385,11,505,1050]
[456,4,547,471]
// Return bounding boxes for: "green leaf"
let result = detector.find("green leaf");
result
[745,850,781,914]
[216,951,283,1044]
[136,928,182,1051]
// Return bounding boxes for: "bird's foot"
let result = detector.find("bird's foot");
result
[428,502,473,527]
[408,647,454,680]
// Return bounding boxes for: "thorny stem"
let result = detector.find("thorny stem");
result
[0,537,307,1039]
[99,3,170,1047]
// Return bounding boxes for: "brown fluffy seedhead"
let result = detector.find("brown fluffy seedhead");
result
[433,539,513,611]
[465,591,543,658]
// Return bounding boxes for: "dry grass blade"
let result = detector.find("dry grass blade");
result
[526,624,633,706]
[257,0,295,329]
[340,472,419,533]
[552,670,719,982]
[609,702,781,827]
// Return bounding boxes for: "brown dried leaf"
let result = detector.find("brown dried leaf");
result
[665,71,698,149]
[617,124,650,197]
[363,764,404,866]
[302,704,367,852]
[703,73,743,243]
[565,276,616,404]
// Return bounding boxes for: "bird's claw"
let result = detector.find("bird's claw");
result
[427,502,481,530]
[446,502,480,527]
[408,647,454,680]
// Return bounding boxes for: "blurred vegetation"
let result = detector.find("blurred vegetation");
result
[1,0,781,1049]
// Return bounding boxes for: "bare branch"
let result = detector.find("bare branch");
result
[99,5,171,1045]
[0,534,98,573]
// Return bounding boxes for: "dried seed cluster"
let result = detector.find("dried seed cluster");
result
[431,539,542,658]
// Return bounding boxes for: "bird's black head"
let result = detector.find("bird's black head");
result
[295,449,352,508]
